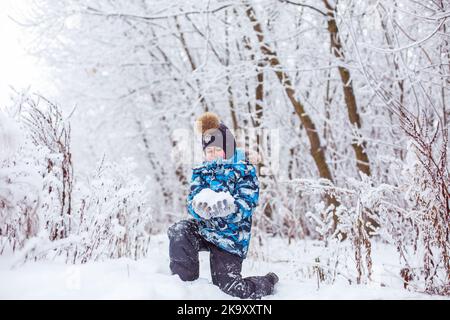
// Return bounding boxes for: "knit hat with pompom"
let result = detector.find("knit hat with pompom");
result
[195,112,236,160]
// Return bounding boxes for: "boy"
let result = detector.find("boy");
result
[168,112,279,299]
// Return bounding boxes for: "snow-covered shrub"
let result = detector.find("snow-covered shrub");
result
[377,140,449,295]
[21,95,74,241]
[289,178,375,286]
[354,107,449,295]
[1,93,152,264]
[67,159,152,263]
[0,111,41,253]
[295,132,449,295]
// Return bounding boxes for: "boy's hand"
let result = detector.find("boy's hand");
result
[193,200,213,219]
[192,189,236,219]
[212,199,236,218]
[193,198,236,219]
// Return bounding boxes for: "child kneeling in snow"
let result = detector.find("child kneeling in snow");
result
[168,112,279,299]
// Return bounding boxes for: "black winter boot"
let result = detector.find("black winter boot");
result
[266,272,279,285]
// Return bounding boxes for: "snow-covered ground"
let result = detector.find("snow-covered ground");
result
[0,234,447,300]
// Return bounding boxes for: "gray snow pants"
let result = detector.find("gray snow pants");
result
[167,219,275,299]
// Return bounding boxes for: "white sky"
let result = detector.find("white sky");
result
[0,0,40,107]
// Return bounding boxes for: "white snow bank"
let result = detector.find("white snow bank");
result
[0,234,447,300]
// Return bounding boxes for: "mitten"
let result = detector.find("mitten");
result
[210,199,236,218]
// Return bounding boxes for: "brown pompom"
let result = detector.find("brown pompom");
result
[195,112,220,134]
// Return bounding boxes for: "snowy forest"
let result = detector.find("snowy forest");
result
[0,0,449,299]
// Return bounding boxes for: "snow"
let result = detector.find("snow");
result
[0,0,448,300]
[0,1,42,107]
[192,188,235,218]
[0,234,447,300]
[0,112,23,161]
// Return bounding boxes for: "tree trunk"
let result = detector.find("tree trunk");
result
[244,5,340,230]
[323,0,371,177]
[174,16,209,112]
[224,10,239,133]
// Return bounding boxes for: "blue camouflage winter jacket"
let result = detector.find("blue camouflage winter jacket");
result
[186,148,259,258]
